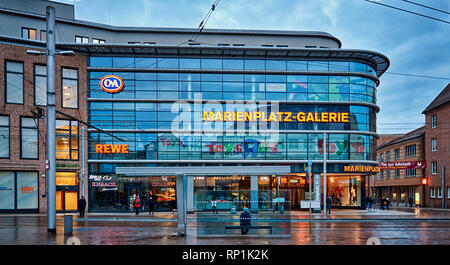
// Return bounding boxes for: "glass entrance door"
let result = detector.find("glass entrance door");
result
[127,185,141,212]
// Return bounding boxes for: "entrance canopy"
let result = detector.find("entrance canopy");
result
[116,166,291,176]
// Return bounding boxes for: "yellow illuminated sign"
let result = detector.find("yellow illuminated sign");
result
[203,111,349,123]
[344,165,380,173]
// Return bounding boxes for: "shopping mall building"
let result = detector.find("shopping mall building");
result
[0,0,389,213]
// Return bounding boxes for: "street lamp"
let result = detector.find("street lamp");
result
[26,6,74,233]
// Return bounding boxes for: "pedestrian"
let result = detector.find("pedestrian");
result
[78,196,86,218]
[385,197,390,210]
[240,207,251,235]
[211,198,217,214]
[371,198,376,209]
[134,195,141,215]
[365,196,371,209]
[408,197,413,208]
[380,197,385,210]
[148,196,155,216]
[326,196,332,215]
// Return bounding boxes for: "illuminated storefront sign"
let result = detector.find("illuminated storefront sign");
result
[203,111,349,123]
[379,161,426,170]
[344,165,380,173]
[100,75,124,93]
[95,144,129,154]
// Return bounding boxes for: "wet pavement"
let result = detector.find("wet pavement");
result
[0,208,449,245]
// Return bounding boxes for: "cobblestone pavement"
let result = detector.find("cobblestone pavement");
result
[0,208,449,245]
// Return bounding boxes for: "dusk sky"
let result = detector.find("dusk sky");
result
[55,0,450,134]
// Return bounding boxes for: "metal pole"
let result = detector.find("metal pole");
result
[308,162,312,234]
[81,125,85,197]
[442,166,445,209]
[323,132,327,215]
[176,173,185,236]
[46,6,56,233]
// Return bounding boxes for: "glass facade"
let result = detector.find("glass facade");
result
[87,55,380,211]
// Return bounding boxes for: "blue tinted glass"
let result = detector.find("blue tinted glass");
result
[223,59,243,70]
[266,75,286,83]
[223,74,244,82]
[201,59,222,69]
[287,82,307,92]
[158,91,179,99]
[329,83,349,94]
[329,61,349,72]
[202,82,222,91]
[113,102,134,110]
[113,57,134,68]
[244,60,265,70]
[135,73,156,80]
[287,93,307,101]
[180,58,200,69]
[158,81,178,91]
[180,81,201,91]
[201,74,222,81]
[350,62,367,73]
[308,93,328,101]
[135,58,157,68]
[287,75,307,83]
[113,72,134,80]
[158,58,178,69]
[89,72,111,79]
[308,75,328,83]
[245,74,265,83]
[309,83,328,93]
[90,57,112,67]
[308,61,328,71]
[136,81,156,90]
[112,91,134,99]
[329,93,349,101]
[180,73,200,81]
[329,76,349,83]
[157,73,178,81]
[202,91,222,100]
[287,60,307,71]
[266,92,286,100]
[223,82,244,92]
[350,84,367,94]
[266,60,286,70]
[223,92,244,100]
[90,102,112,110]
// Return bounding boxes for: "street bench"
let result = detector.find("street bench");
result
[225,225,272,235]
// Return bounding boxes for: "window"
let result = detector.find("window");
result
[261,44,274,47]
[5,61,24,104]
[395,169,400,178]
[430,188,435,198]
[56,172,78,186]
[386,170,390,179]
[405,144,416,157]
[56,120,78,160]
[62,68,78,108]
[432,161,437,175]
[432,138,437,151]
[386,151,390,161]
[144,42,156,45]
[437,187,442,198]
[233,44,245,47]
[405,169,416,177]
[40,30,46,41]
[21,117,38,159]
[34,64,47,106]
[380,170,384,179]
[431,114,437,128]
[75,36,89,43]
[128,42,140,44]
[92,38,106,44]
[448,187,450,199]
[21,27,36,40]
[0,116,9,158]
[394,148,400,160]
[379,153,384,162]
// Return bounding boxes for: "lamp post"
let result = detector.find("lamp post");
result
[27,6,73,233]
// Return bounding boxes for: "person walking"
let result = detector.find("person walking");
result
[240,208,251,235]
[211,198,217,214]
[385,197,390,210]
[148,196,155,216]
[78,196,86,218]
[134,195,141,215]
[326,196,332,215]
[380,197,385,210]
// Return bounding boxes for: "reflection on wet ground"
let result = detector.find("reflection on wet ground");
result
[0,214,449,245]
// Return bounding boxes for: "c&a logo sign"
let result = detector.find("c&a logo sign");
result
[100,75,124,93]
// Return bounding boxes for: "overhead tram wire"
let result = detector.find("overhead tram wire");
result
[363,0,450,24]
[400,0,450,15]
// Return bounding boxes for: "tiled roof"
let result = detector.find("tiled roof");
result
[422,83,450,113]
[377,126,425,150]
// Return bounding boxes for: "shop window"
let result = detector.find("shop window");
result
[22,27,36,40]
[5,61,24,104]
[16,172,38,209]
[62,68,78,108]
[448,187,450,199]
[56,120,78,160]
[21,117,38,159]
[0,116,9,158]
[0,172,15,210]
[56,172,78,186]
[34,64,47,106]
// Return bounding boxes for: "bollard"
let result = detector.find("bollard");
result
[64,215,73,235]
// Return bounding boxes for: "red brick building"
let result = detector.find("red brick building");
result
[422,83,450,208]
[0,41,88,213]
[372,127,426,207]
